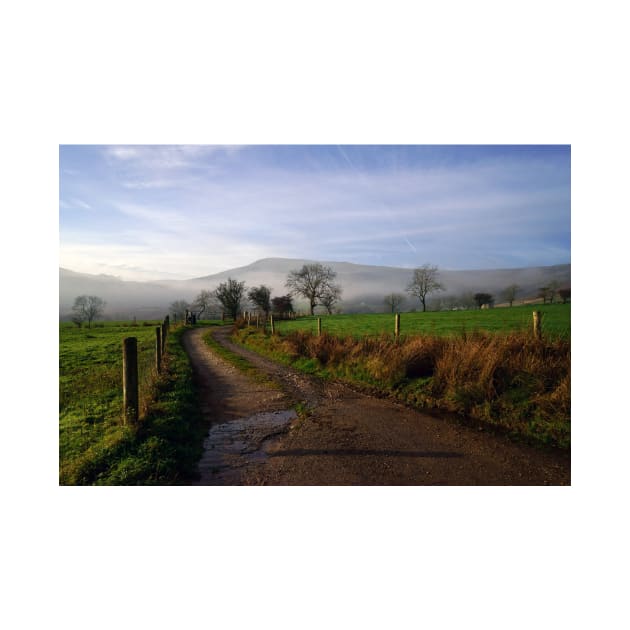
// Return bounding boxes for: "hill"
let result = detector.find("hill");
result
[59,258,570,318]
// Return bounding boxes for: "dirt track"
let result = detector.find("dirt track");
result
[183,326,570,485]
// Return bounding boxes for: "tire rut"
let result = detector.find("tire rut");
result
[185,326,570,485]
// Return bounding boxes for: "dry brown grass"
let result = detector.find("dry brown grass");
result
[241,328,570,448]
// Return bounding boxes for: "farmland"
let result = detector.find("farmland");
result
[274,303,570,339]
[233,303,571,448]
[59,305,571,484]
[59,320,215,484]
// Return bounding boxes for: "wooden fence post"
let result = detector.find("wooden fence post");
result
[122,337,138,424]
[317,317,322,336]
[533,311,542,339]
[270,314,275,335]
[395,313,400,339]
[155,326,162,373]
[161,321,167,353]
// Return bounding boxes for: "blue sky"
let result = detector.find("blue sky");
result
[59,145,570,280]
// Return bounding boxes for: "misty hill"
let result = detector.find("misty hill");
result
[59,268,176,319]
[60,258,570,319]
[188,258,570,311]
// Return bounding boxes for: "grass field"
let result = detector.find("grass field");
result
[234,303,571,448]
[274,303,570,339]
[59,320,219,484]
[60,322,159,475]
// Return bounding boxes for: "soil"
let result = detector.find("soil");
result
[182,326,570,485]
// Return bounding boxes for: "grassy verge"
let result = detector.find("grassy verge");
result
[202,328,278,388]
[232,327,570,450]
[59,324,208,484]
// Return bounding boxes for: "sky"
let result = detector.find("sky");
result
[59,145,571,281]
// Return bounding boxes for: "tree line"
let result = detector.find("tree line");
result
[170,262,344,322]
[69,262,571,327]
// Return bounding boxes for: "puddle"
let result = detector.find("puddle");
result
[194,409,297,485]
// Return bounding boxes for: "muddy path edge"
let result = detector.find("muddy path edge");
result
[183,325,570,485]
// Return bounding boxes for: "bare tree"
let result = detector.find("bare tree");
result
[502,284,520,307]
[384,293,406,313]
[538,287,550,304]
[286,263,341,316]
[72,295,106,328]
[247,285,272,317]
[215,278,246,320]
[406,264,444,312]
[192,290,215,319]
[169,300,190,323]
[548,280,560,304]
[320,285,342,314]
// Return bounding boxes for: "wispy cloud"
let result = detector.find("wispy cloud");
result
[72,198,91,210]
[59,145,570,279]
[60,198,92,210]
[104,145,244,171]
[122,179,182,190]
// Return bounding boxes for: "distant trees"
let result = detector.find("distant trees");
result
[473,293,493,309]
[537,287,551,304]
[558,288,571,304]
[286,263,342,316]
[548,281,560,304]
[384,293,406,313]
[502,284,520,307]
[271,295,294,315]
[169,300,190,322]
[72,295,106,328]
[320,284,342,314]
[406,264,444,312]
[215,278,246,320]
[192,290,215,318]
[248,285,272,317]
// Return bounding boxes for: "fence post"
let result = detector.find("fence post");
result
[256,314,260,328]
[161,320,167,353]
[317,317,322,336]
[155,326,162,373]
[122,337,139,424]
[533,311,542,339]
[395,313,400,339]
[270,314,275,335]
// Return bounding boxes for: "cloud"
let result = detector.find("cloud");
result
[122,179,181,190]
[72,198,91,210]
[104,145,244,171]
[105,146,141,160]
[60,146,570,279]
[60,198,92,210]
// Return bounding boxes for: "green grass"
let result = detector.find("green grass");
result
[59,321,219,484]
[202,329,279,387]
[275,303,570,339]
[232,318,571,449]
